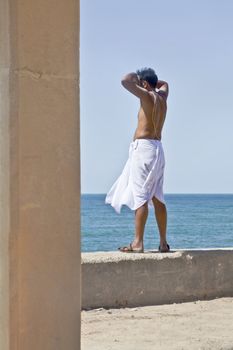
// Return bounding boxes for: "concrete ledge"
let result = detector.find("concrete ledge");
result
[82,249,233,309]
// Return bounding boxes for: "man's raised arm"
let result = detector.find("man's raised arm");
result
[121,72,149,99]
[156,80,169,99]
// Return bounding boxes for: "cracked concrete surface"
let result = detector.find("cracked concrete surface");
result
[13,66,78,80]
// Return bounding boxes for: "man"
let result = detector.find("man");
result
[105,68,170,253]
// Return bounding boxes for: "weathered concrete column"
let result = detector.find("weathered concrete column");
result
[0,0,80,349]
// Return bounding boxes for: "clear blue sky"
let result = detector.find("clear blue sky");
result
[80,0,233,194]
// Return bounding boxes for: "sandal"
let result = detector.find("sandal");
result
[158,243,170,253]
[118,243,144,253]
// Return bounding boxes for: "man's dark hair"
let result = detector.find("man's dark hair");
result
[136,67,158,88]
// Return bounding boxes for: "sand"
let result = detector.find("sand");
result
[81,297,233,350]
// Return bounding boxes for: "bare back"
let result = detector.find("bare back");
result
[134,91,167,141]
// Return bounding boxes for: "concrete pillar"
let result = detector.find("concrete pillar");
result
[0,0,80,349]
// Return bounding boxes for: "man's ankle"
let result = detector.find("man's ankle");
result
[160,240,167,246]
[133,239,143,246]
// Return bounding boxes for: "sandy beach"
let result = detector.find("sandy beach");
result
[82,297,233,350]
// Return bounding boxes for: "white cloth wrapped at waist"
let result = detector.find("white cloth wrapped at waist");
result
[105,138,165,213]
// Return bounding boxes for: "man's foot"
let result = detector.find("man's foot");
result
[118,242,144,253]
[158,243,170,253]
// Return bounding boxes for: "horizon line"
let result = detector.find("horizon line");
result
[81,192,233,195]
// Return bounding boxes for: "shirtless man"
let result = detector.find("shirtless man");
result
[106,68,169,253]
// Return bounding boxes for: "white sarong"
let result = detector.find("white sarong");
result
[105,138,165,213]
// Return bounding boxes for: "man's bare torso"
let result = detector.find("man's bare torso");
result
[134,91,167,141]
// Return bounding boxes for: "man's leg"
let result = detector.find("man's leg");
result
[131,202,148,250]
[152,196,169,252]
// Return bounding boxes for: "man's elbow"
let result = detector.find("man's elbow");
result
[161,81,169,89]
[121,73,138,86]
[121,77,129,88]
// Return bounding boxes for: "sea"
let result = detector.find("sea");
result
[81,194,233,252]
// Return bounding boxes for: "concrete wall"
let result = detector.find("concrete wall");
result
[82,249,233,309]
[0,0,81,349]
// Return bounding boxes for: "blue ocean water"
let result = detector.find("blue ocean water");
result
[81,194,233,252]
